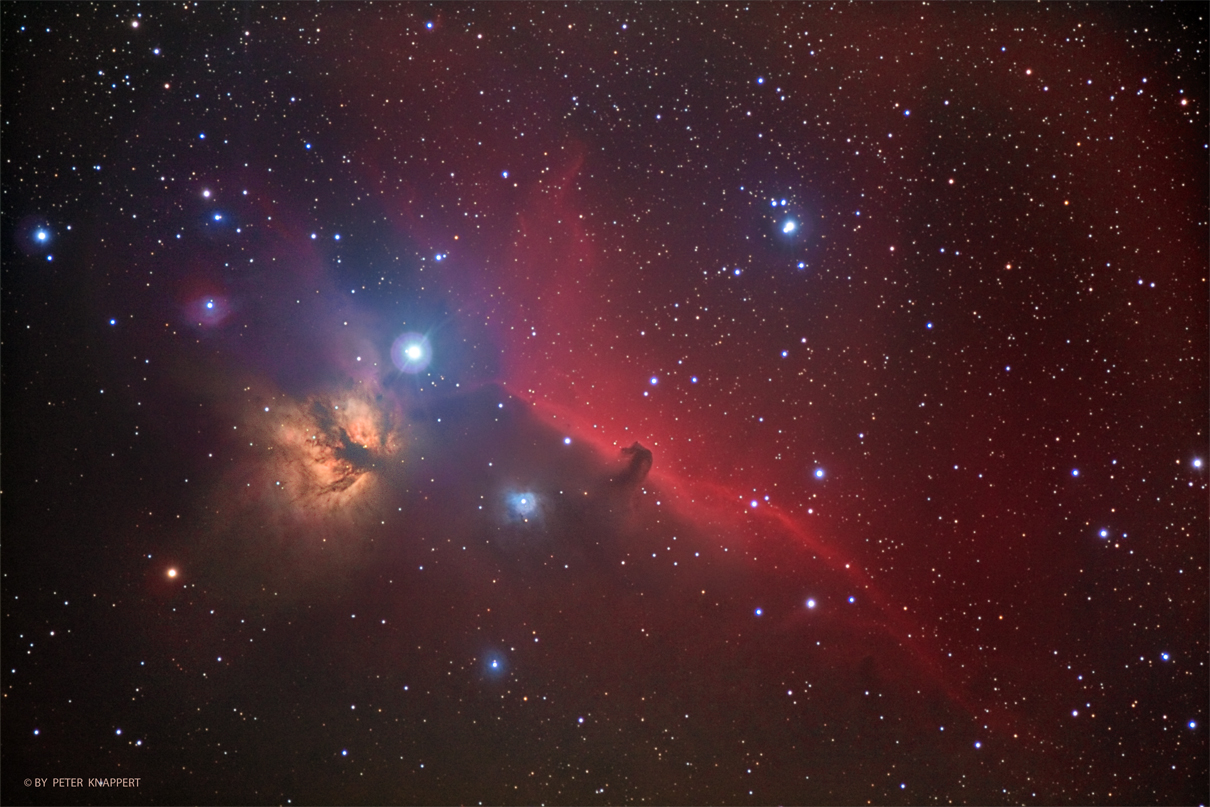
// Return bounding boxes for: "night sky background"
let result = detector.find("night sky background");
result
[2,3,1207,805]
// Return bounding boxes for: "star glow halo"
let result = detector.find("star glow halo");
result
[190,294,231,327]
[390,333,432,373]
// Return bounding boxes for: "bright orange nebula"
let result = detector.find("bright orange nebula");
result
[238,380,410,529]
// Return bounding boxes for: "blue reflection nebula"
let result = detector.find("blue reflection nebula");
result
[508,492,538,519]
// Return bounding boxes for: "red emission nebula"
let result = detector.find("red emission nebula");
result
[2,3,1206,805]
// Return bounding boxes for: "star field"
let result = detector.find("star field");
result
[2,3,1206,805]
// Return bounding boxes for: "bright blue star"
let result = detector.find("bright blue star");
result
[341,749,347,756]
[198,132,205,139]
[484,652,507,675]
[754,608,762,616]
[1161,652,1171,661]
[814,468,825,479]
[213,213,222,221]
[797,262,805,270]
[1072,469,1080,477]
[391,333,432,373]
[206,300,215,310]
[650,376,658,385]
[749,500,758,509]
[1190,720,1198,730]
[782,220,797,234]
[806,599,816,609]
[507,492,539,520]
[904,109,911,116]
[426,21,433,29]
[926,322,933,329]
[1194,458,1204,469]
[563,437,572,445]
[305,143,312,150]
[756,77,764,84]
[848,596,855,603]
[334,233,341,240]
[109,319,117,326]
[733,268,742,276]
[35,229,48,242]
[690,376,698,383]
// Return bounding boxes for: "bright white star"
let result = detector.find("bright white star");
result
[391,333,431,373]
